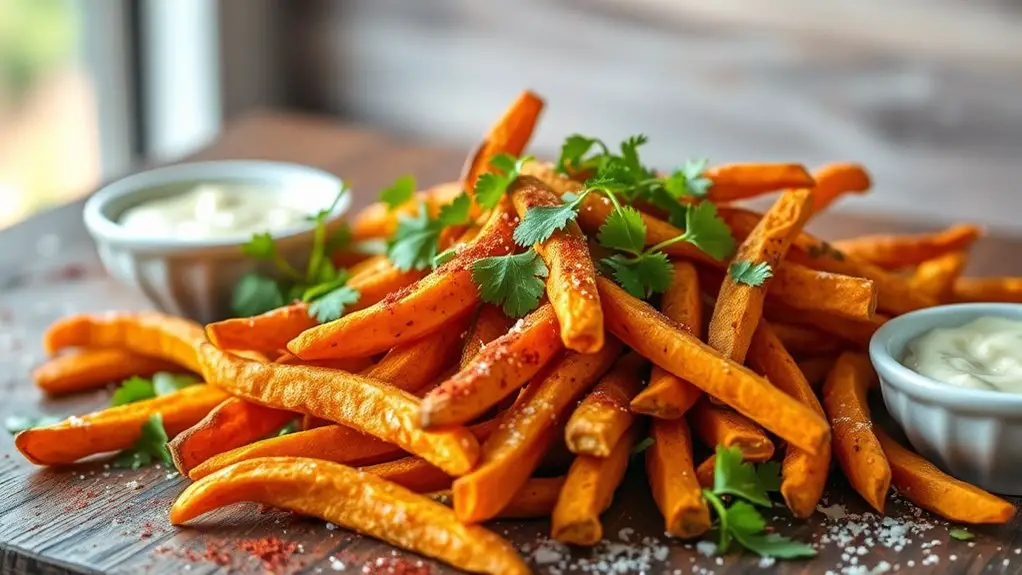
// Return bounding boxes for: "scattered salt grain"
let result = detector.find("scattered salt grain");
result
[125,480,141,490]
[758,557,776,568]
[696,540,717,557]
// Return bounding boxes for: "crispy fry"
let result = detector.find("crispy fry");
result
[496,476,566,519]
[833,225,982,271]
[551,423,640,545]
[288,200,517,360]
[452,340,622,523]
[875,429,1015,524]
[598,277,830,455]
[770,322,843,356]
[953,277,1022,303]
[362,455,457,494]
[798,356,837,388]
[704,163,814,203]
[15,385,228,465]
[764,301,889,349]
[565,352,646,456]
[367,311,473,394]
[168,398,295,475]
[197,343,480,476]
[33,348,180,396]
[171,458,529,575]
[646,417,710,538]
[912,252,968,303]
[460,305,514,368]
[807,162,871,215]
[747,322,831,518]
[275,352,374,372]
[420,304,563,428]
[822,352,890,512]
[462,90,545,206]
[689,400,775,462]
[709,189,812,363]
[207,304,318,357]
[347,259,429,311]
[630,261,703,419]
[510,176,603,353]
[352,182,463,241]
[43,311,205,373]
[695,455,715,488]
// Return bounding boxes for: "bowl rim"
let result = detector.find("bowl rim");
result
[869,302,1022,412]
[83,160,349,252]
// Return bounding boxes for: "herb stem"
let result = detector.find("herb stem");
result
[647,231,693,254]
[703,488,732,552]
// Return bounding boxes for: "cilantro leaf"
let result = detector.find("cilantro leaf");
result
[489,153,518,174]
[631,437,655,455]
[324,222,353,255]
[557,134,607,174]
[471,251,548,318]
[473,155,534,209]
[665,158,712,198]
[152,372,199,396]
[276,420,299,437]
[308,286,360,323]
[732,530,817,559]
[113,413,172,470]
[111,376,156,406]
[433,246,459,268]
[729,261,774,287]
[231,273,285,317]
[5,414,61,434]
[756,460,783,492]
[713,445,773,507]
[683,202,735,261]
[387,205,441,271]
[241,232,277,260]
[301,269,351,302]
[949,528,974,541]
[602,252,673,299]
[620,134,650,178]
[513,203,579,247]
[379,175,417,209]
[436,193,472,227]
[597,205,646,255]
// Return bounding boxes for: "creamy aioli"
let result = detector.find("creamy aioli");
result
[119,184,310,239]
[903,316,1022,393]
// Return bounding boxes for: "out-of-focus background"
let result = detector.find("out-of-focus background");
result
[2,0,1020,231]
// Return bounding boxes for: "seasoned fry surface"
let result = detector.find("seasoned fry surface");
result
[33,348,180,396]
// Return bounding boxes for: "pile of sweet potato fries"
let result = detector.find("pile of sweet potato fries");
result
[15,91,1020,574]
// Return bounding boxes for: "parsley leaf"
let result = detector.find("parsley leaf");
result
[514,203,579,247]
[231,272,285,317]
[597,205,647,255]
[113,413,173,471]
[152,372,199,396]
[729,261,774,287]
[471,250,548,317]
[682,201,736,261]
[308,286,360,323]
[473,154,533,209]
[5,414,60,435]
[713,445,774,507]
[602,252,673,299]
[949,528,974,541]
[379,175,417,209]
[111,376,156,406]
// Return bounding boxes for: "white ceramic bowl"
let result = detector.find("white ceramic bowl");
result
[84,160,349,324]
[869,303,1022,495]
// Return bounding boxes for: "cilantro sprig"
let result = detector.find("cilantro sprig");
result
[702,446,816,559]
[110,372,199,406]
[474,154,534,209]
[729,260,773,287]
[386,190,472,271]
[471,250,549,318]
[114,413,173,470]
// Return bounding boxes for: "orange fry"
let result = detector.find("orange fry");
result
[953,277,1022,304]
[43,311,205,373]
[599,278,830,455]
[288,200,517,360]
[206,304,317,357]
[510,176,603,353]
[168,397,295,475]
[630,261,703,420]
[33,348,180,396]
[770,322,843,356]
[765,301,889,349]
[15,385,228,465]
[833,224,982,271]
[565,352,647,456]
[197,343,479,476]
[704,163,814,202]
[689,400,775,461]
[460,305,514,368]
[495,476,566,519]
[747,322,831,518]
[352,182,462,241]
[876,429,1015,524]
[171,458,529,575]
[822,352,890,512]
[275,352,374,373]
[452,340,622,523]
[912,252,968,303]
[420,304,563,428]
[807,162,871,215]
[646,417,710,538]
[462,90,545,205]
[366,310,473,394]
[708,188,812,363]
[551,423,640,545]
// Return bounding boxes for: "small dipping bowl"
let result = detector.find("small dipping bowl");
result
[870,303,1022,495]
[84,160,348,324]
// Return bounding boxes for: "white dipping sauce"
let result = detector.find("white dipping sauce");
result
[903,316,1022,393]
[119,183,309,239]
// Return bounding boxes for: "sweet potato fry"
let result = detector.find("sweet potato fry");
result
[798,356,837,388]
[551,423,640,545]
[168,398,295,475]
[689,400,775,462]
[420,303,563,428]
[496,476,565,519]
[912,252,968,303]
[452,339,622,523]
[462,90,545,205]
[806,162,871,215]
[822,352,890,512]
[875,429,1015,524]
[646,417,710,538]
[206,304,318,357]
[288,200,518,360]
[460,305,513,368]
[197,343,480,476]
[598,277,830,455]
[44,311,205,373]
[953,277,1022,304]
[833,225,982,271]
[352,182,463,241]
[770,322,843,356]
[362,455,457,494]
[704,163,814,203]
[747,322,831,518]
[275,352,374,372]
[367,310,473,394]
[510,176,603,353]
[695,455,716,488]
[33,348,180,396]
[170,457,529,575]
[565,352,647,456]
[630,261,703,420]
[15,384,228,465]
[708,188,812,363]
[764,301,889,349]
[347,259,429,311]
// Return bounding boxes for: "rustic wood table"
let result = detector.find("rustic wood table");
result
[2,112,1021,575]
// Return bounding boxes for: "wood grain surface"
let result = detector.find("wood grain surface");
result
[1,111,1021,574]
